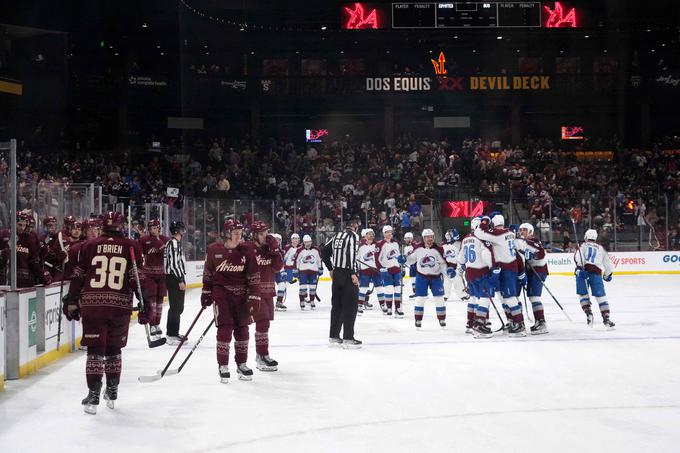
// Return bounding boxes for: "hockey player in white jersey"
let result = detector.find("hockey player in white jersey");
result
[405,229,447,329]
[276,233,300,309]
[474,214,527,337]
[294,235,323,310]
[402,232,417,298]
[574,229,615,329]
[442,228,470,303]
[356,229,382,314]
[375,225,405,317]
[456,217,495,338]
[515,223,550,334]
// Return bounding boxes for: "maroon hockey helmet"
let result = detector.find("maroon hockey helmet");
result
[251,220,269,234]
[102,211,125,231]
[88,214,103,228]
[222,219,244,234]
[63,215,77,229]
[17,211,30,222]
[43,215,57,226]
[148,219,161,229]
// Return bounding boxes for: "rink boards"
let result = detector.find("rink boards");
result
[182,250,680,287]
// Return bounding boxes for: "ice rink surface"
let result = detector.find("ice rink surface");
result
[1,275,680,453]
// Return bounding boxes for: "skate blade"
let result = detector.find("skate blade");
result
[104,398,115,410]
[530,329,549,335]
[473,333,493,339]
[83,404,98,415]
[220,378,229,384]
[237,374,253,381]
[342,343,362,350]
[465,328,473,334]
[256,365,278,372]
[509,331,527,337]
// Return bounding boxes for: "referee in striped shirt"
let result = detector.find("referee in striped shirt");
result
[322,216,362,348]
[164,221,187,345]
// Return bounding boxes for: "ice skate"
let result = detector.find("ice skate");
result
[81,383,101,415]
[342,338,362,349]
[508,322,527,337]
[603,316,616,330]
[439,319,446,329]
[219,365,230,384]
[395,307,404,318]
[530,320,549,335]
[415,319,422,330]
[299,301,305,310]
[256,354,278,372]
[310,300,316,310]
[166,335,188,346]
[386,308,393,316]
[585,310,594,327]
[365,302,374,310]
[473,320,493,339]
[149,325,163,341]
[103,384,117,410]
[237,363,253,381]
[275,302,287,312]
[329,337,343,347]
[380,303,388,314]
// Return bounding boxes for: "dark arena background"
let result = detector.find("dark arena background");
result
[1,1,680,452]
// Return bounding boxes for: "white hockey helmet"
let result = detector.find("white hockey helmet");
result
[519,223,534,236]
[470,217,481,231]
[360,228,367,238]
[365,228,374,237]
[491,214,505,227]
[382,225,393,234]
[272,233,282,242]
[422,228,435,238]
[302,234,312,243]
[404,232,413,240]
[584,229,598,241]
[291,233,300,240]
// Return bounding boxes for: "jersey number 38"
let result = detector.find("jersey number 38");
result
[90,256,128,290]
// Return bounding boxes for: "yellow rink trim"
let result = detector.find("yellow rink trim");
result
[0,373,4,391]
[18,337,82,379]
[0,79,23,95]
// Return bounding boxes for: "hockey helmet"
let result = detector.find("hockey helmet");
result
[170,220,186,235]
[491,214,505,227]
[404,232,414,240]
[422,228,435,238]
[43,215,57,226]
[450,228,460,241]
[365,228,374,237]
[584,229,598,241]
[251,220,269,234]
[291,233,300,240]
[360,229,367,238]
[102,211,125,232]
[382,225,393,234]
[303,234,313,244]
[147,219,161,229]
[63,215,77,228]
[519,223,534,236]
[508,224,519,234]
[222,219,243,234]
[470,217,481,231]
[272,233,282,242]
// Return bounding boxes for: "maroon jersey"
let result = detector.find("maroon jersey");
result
[38,232,57,262]
[17,231,43,287]
[68,235,144,319]
[138,234,169,277]
[63,237,84,280]
[251,241,284,298]
[203,241,260,299]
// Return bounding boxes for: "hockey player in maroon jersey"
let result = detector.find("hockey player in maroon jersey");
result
[138,219,170,341]
[201,219,261,383]
[62,211,147,414]
[249,221,284,371]
[39,216,59,272]
[49,215,81,281]
[85,215,103,240]
[16,211,51,288]
[61,219,85,280]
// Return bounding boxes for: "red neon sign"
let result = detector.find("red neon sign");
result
[561,126,584,140]
[441,201,489,218]
[543,2,578,28]
[343,3,379,29]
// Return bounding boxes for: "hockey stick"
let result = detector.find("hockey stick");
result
[163,318,215,376]
[138,306,207,382]
[129,247,166,349]
[522,286,534,323]
[526,263,572,322]
[488,297,506,332]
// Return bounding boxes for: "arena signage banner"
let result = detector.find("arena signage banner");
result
[545,251,680,275]
[364,75,551,92]
[128,76,168,88]
[365,76,433,92]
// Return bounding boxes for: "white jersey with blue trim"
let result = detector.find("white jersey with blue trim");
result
[574,242,614,276]
[405,244,446,277]
[357,240,378,271]
[283,245,299,268]
[295,247,322,272]
[474,228,518,267]
[442,241,462,266]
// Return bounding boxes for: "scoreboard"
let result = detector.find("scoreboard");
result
[391,2,543,28]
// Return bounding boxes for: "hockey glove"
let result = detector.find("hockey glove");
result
[458,264,466,275]
[397,255,407,265]
[292,269,299,278]
[62,293,80,321]
[317,268,324,277]
[42,270,53,286]
[517,272,528,287]
[137,303,152,325]
[603,273,613,282]
[446,267,455,279]
[247,294,261,315]
[265,234,279,251]
[200,289,213,307]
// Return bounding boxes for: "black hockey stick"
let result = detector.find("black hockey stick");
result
[55,232,67,350]
[138,305,207,382]
[129,247,167,349]
[526,263,572,321]
[488,297,506,332]
[522,286,534,323]
[163,318,215,376]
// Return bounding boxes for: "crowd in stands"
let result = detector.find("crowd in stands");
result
[2,134,679,253]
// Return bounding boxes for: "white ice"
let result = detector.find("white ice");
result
[1,275,680,453]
